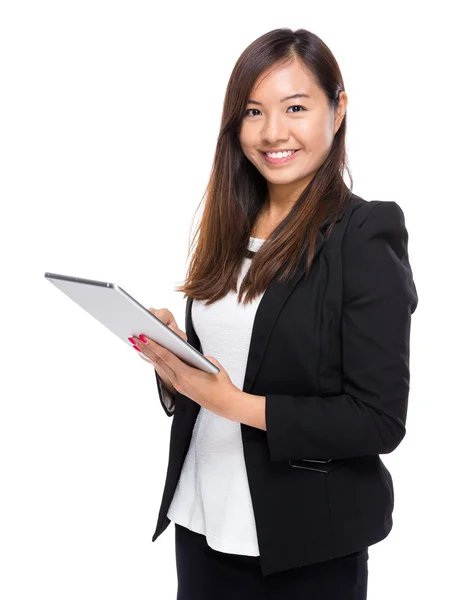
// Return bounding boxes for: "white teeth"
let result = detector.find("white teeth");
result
[266,150,296,158]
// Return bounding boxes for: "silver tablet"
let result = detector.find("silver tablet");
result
[44,272,219,375]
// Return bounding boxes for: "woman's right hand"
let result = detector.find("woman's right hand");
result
[138,307,188,396]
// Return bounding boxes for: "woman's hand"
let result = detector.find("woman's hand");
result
[134,308,185,395]
[132,307,243,421]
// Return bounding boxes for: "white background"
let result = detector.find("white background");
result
[1,1,465,598]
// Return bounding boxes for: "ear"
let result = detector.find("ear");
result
[334,90,348,135]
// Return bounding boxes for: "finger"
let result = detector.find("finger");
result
[148,307,187,341]
[148,307,176,330]
[135,336,181,384]
[137,353,153,364]
[136,348,175,384]
[135,344,158,367]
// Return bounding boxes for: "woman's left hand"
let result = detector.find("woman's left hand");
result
[132,333,243,421]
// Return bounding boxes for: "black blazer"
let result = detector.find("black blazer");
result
[151,192,418,577]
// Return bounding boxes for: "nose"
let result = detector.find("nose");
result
[261,115,290,146]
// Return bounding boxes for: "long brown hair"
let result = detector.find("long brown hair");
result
[175,28,353,306]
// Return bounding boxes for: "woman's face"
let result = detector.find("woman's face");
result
[239,59,347,197]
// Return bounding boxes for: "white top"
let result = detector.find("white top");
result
[166,236,266,556]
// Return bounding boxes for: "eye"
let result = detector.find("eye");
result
[287,105,306,113]
[244,105,307,117]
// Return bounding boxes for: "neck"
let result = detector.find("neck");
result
[264,174,315,217]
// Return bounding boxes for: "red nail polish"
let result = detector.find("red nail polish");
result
[128,337,136,344]
[139,335,148,344]
[133,345,142,352]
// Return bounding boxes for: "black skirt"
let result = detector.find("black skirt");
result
[174,523,369,600]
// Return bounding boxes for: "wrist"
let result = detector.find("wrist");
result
[231,391,267,430]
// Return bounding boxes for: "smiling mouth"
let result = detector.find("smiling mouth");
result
[262,149,298,155]
[261,149,301,164]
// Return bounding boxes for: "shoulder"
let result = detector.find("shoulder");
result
[340,194,418,312]
[345,193,406,228]
[343,194,408,253]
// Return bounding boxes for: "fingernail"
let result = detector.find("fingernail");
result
[139,335,148,344]
[133,345,142,352]
[128,337,136,344]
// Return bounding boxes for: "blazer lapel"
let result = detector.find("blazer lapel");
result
[241,229,326,393]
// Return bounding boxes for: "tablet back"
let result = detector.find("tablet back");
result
[44,272,219,374]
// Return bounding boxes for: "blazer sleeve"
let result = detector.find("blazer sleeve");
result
[265,200,418,462]
[154,368,176,417]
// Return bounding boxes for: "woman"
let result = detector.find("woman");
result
[131,28,418,599]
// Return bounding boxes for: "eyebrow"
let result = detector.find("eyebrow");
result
[246,93,311,106]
